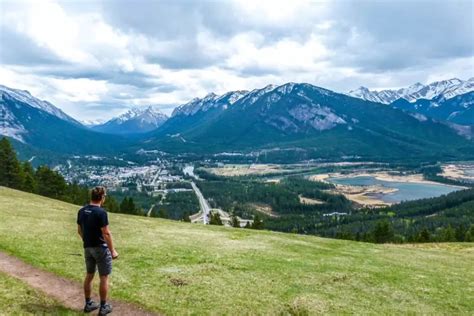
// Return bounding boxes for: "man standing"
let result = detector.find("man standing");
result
[77,186,119,315]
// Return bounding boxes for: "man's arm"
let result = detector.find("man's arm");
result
[101,225,119,259]
[77,225,83,240]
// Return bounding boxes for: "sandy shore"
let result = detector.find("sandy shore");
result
[440,164,474,182]
[309,170,467,207]
[310,171,466,187]
[327,184,395,207]
[338,191,390,207]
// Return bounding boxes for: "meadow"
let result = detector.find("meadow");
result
[0,186,473,314]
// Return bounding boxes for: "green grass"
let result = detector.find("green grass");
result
[0,271,79,315]
[0,186,473,315]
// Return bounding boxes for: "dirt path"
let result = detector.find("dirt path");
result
[0,251,159,315]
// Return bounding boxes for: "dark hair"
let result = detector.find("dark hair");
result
[91,186,107,202]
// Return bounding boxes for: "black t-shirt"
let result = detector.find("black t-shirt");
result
[77,205,109,248]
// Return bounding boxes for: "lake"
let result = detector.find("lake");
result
[327,175,463,203]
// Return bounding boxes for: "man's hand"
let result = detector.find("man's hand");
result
[111,249,119,259]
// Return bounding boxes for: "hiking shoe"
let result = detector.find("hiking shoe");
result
[83,300,100,313]
[99,303,113,315]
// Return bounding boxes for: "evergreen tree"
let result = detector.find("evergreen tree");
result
[120,197,131,213]
[440,225,456,242]
[66,181,89,205]
[0,137,23,189]
[417,228,431,243]
[251,214,264,230]
[103,195,120,213]
[372,220,394,243]
[182,212,191,222]
[35,165,67,199]
[244,221,251,229]
[119,196,140,214]
[455,225,467,242]
[231,215,240,228]
[156,207,169,218]
[128,197,138,214]
[209,212,223,225]
[464,225,474,242]
[20,161,37,193]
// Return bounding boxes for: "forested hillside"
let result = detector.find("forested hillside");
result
[196,169,474,243]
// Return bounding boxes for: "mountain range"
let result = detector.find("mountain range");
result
[146,82,473,160]
[392,92,474,126]
[0,85,130,155]
[347,77,474,104]
[1,80,473,161]
[91,106,168,135]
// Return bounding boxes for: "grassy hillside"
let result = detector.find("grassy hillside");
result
[0,186,473,314]
[0,272,78,315]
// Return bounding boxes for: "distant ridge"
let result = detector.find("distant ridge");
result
[146,82,474,160]
[347,78,474,104]
[92,106,168,134]
[0,84,129,154]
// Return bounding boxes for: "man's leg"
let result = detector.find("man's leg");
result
[97,247,113,315]
[99,274,108,303]
[84,273,95,300]
[83,249,100,313]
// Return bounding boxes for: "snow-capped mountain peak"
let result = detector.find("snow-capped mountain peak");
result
[347,86,397,103]
[172,90,249,117]
[80,118,106,127]
[0,85,80,125]
[347,78,474,104]
[110,106,167,124]
[92,106,168,134]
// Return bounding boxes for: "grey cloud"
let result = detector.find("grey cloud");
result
[2,0,473,121]
[0,26,67,66]
[144,39,224,70]
[100,1,314,71]
[324,0,474,72]
[26,64,165,89]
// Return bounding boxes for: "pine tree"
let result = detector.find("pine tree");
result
[21,161,37,193]
[231,215,240,228]
[0,137,23,189]
[35,165,67,199]
[455,225,467,242]
[464,225,474,242]
[66,181,89,205]
[119,196,139,214]
[182,212,191,222]
[440,225,456,242]
[417,228,431,243]
[372,220,394,243]
[209,212,223,225]
[120,197,131,213]
[128,197,138,214]
[251,214,264,230]
[104,195,120,213]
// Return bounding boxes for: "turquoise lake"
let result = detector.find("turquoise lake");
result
[327,176,463,204]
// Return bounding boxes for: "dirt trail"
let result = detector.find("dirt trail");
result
[0,251,159,315]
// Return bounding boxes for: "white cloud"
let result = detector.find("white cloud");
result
[0,0,472,121]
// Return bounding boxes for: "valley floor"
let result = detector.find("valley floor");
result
[0,187,473,314]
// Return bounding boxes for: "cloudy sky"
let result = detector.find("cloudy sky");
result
[1,0,473,121]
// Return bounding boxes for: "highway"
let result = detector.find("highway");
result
[190,181,211,224]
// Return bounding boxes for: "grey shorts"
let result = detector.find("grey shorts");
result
[84,247,112,276]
